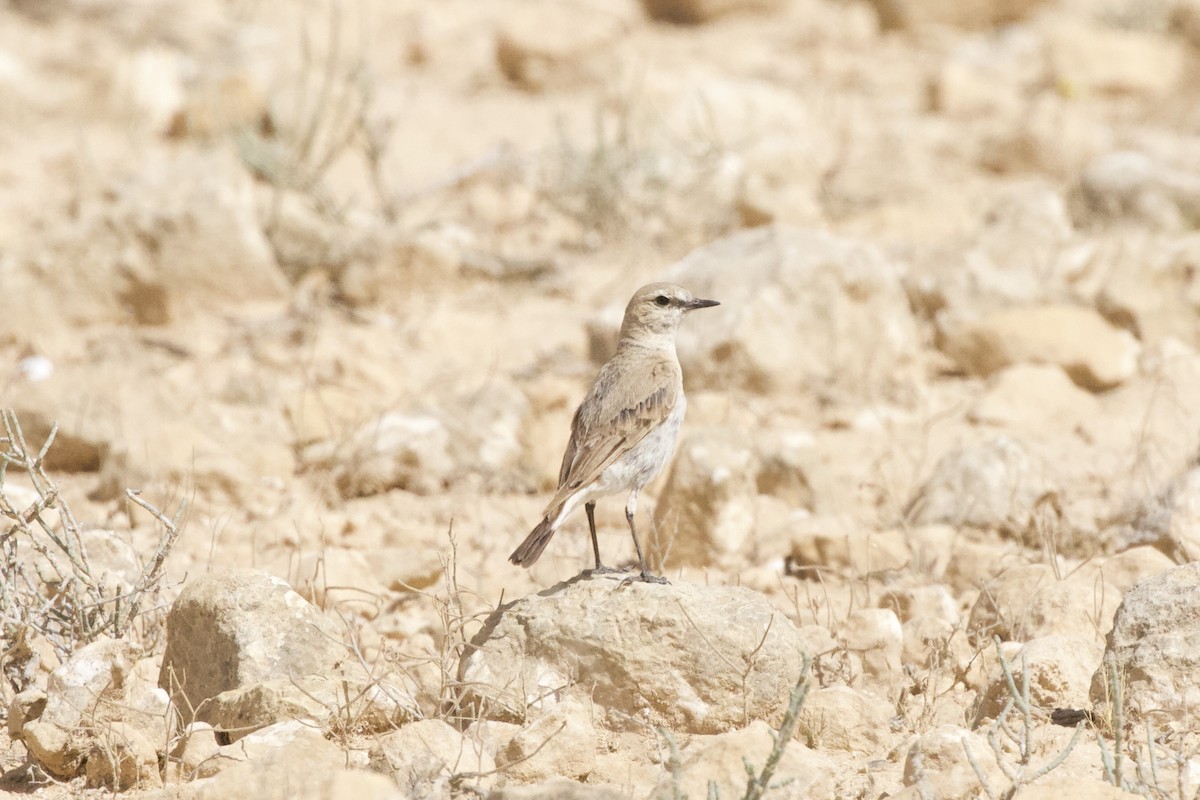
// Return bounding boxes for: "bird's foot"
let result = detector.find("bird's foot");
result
[619,571,670,587]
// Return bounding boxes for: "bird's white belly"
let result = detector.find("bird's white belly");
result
[595,393,686,496]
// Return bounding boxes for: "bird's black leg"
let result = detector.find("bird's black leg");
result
[624,490,668,585]
[585,502,621,575]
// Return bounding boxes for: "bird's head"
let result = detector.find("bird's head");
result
[618,282,719,343]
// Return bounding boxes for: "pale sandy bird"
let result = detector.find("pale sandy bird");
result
[509,282,719,583]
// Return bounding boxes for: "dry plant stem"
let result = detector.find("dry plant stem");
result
[741,652,813,800]
[965,637,1085,800]
[0,410,184,670]
[1097,651,1127,791]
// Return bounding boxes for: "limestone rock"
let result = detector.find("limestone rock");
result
[459,577,807,733]
[202,676,416,744]
[192,720,400,800]
[21,638,167,782]
[1016,776,1139,800]
[938,305,1140,391]
[158,570,346,730]
[1048,23,1184,98]
[796,686,892,754]
[905,437,1045,532]
[1090,563,1200,735]
[868,0,1049,30]
[971,635,1100,725]
[495,0,633,90]
[969,364,1103,435]
[903,725,1002,799]
[1094,546,1175,593]
[968,564,1120,645]
[490,781,627,800]
[651,430,757,569]
[304,413,455,497]
[85,720,161,791]
[840,609,903,693]
[1073,151,1200,230]
[497,700,597,782]
[640,0,788,23]
[648,720,835,799]
[368,719,494,796]
[594,226,918,401]
[788,524,910,575]
[170,722,221,781]
[1109,466,1200,563]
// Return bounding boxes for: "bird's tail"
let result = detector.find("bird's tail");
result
[509,511,560,567]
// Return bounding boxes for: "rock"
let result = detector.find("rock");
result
[595,226,918,401]
[1094,546,1175,592]
[928,30,1041,118]
[202,676,415,744]
[192,720,400,800]
[1015,776,1138,800]
[903,725,1002,799]
[1108,466,1200,563]
[640,0,788,23]
[969,365,1103,436]
[7,688,47,739]
[158,570,346,732]
[788,524,910,575]
[489,780,627,800]
[753,430,817,509]
[868,0,1049,30]
[85,720,161,791]
[971,635,1100,725]
[274,547,392,616]
[459,577,808,734]
[497,700,597,782]
[967,564,1121,645]
[21,638,167,781]
[648,720,835,799]
[735,138,826,229]
[495,0,633,90]
[1048,22,1184,97]
[905,437,1046,532]
[304,413,455,497]
[879,585,960,626]
[840,609,904,693]
[1090,563,1200,735]
[938,305,1141,391]
[1072,151,1200,230]
[650,430,758,569]
[796,686,893,754]
[170,722,221,781]
[368,719,494,796]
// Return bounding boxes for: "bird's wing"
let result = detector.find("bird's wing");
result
[544,355,679,515]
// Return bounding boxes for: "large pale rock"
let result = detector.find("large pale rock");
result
[1017,776,1138,800]
[497,700,597,782]
[1073,151,1200,231]
[648,720,836,799]
[640,0,787,23]
[158,570,345,730]
[905,437,1045,532]
[903,725,1002,800]
[495,0,633,90]
[788,523,910,575]
[192,720,401,800]
[0,150,284,346]
[85,720,161,791]
[201,676,415,744]
[490,781,626,800]
[1048,23,1184,97]
[840,609,903,694]
[971,635,1101,725]
[969,364,1103,435]
[593,226,918,400]
[1109,466,1200,563]
[796,686,892,754]
[968,564,1120,645]
[368,719,494,795]
[20,638,167,783]
[868,0,1048,30]
[938,305,1140,391]
[1090,563,1200,735]
[459,578,807,733]
[650,430,757,569]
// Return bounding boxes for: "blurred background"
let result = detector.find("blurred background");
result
[2,0,1199,637]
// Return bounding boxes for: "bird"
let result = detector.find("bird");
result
[509,282,719,583]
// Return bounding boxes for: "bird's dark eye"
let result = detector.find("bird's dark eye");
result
[654,295,670,307]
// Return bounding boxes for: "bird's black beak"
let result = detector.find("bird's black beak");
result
[685,298,720,311]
